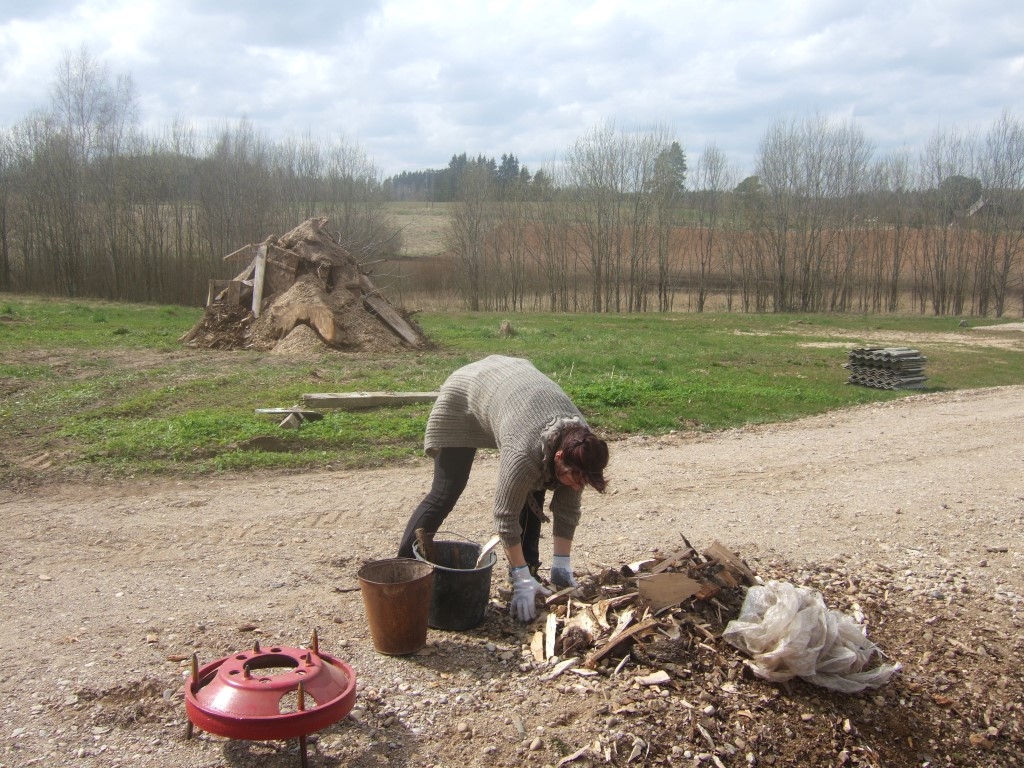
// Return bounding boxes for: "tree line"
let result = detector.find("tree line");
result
[433,115,1023,317]
[0,48,395,304]
[1,48,1021,318]
[387,152,554,202]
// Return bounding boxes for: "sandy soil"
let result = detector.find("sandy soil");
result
[2,382,1023,767]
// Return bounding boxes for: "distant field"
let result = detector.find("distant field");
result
[388,201,454,257]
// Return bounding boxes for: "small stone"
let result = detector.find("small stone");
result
[529,736,543,751]
[456,721,470,733]
[969,732,994,749]
[800,712,814,721]
[38,574,53,581]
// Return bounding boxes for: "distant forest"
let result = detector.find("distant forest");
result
[387,152,546,203]
[1,48,1022,317]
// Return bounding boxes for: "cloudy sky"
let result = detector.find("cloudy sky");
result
[0,1,1021,178]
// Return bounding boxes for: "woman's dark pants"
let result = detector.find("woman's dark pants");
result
[398,447,544,570]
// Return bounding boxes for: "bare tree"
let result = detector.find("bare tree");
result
[978,111,1024,317]
[0,129,12,291]
[691,143,734,311]
[755,119,799,311]
[564,123,622,312]
[865,150,913,312]
[829,122,873,311]
[563,123,683,312]
[756,115,874,312]
[494,176,531,311]
[444,163,495,310]
[50,45,136,163]
[528,163,573,311]
[917,127,979,315]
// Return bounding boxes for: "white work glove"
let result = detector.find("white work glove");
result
[510,566,552,621]
[550,555,578,589]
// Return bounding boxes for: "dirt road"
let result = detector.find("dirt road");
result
[2,385,1023,767]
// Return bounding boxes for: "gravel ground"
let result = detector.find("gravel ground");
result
[2,384,1023,768]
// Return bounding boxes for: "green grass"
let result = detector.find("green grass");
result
[2,294,1022,482]
[1,295,194,349]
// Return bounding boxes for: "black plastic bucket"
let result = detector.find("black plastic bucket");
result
[413,534,497,631]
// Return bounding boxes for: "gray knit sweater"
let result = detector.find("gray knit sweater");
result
[424,355,587,549]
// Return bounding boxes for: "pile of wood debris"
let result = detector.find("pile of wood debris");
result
[180,217,427,353]
[525,538,757,682]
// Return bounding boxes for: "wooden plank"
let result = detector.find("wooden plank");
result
[226,279,243,306]
[363,294,423,347]
[223,243,256,262]
[251,244,267,318]
[206,279,232,307]
[302,392,439,409]
[255,408,324,422]
[232,257,258,282]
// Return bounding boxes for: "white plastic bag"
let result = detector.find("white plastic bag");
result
[722,580,899,693]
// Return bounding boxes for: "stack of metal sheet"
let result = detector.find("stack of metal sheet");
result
[843,347,928,390]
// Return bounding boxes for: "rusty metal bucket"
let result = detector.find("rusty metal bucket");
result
[357,558,434,655]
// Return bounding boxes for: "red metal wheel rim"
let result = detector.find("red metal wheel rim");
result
[184,645,357,740]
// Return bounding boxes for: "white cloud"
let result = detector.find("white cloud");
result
[0,0,1021,176]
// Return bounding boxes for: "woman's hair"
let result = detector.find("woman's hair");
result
[559,424,609,492]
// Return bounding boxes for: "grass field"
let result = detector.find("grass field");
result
[388,201,454,257]
[2,293,1022,483]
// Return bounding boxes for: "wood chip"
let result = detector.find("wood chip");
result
[703,540,757,584]
[531,631,546,663]
[556,744,593,767]
[545,612,557,660]
[634,670,671,686]
[638,572,705,611]
[539,657,578,681]
[545,586,575,607]
[584,618,660,668]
